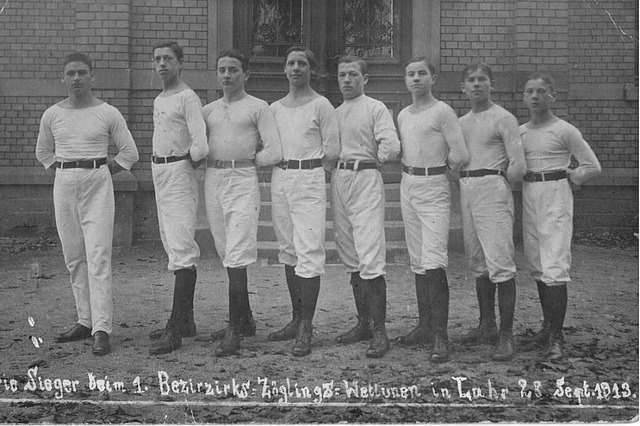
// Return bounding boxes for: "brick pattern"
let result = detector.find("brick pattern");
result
[569,0,638,84]
[440,0,516,73]
[130,0,209,72]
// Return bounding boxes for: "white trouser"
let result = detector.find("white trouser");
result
[459,175,516,283]
[401,173,450,273]
[54,166,114,335]
[271,166,326,278]
[152,160,200,271]
[331,168,386,280]
[523,179,573,286]
[204,167,260,268]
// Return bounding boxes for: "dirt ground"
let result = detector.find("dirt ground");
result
[0,238,637,424]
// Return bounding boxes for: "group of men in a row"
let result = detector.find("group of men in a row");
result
[36,42,601,363]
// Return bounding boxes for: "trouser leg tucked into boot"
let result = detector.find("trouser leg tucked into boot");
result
[545,284,567,361]
[150,268,195,355]
[366,276,390,358]
[215,268,247,357]
[429,268,450,363]
[532,280,550,345]
[291,276,320,357]
[394,273,433,346]
[335,272,372,344]
[268,265,301,341]
[148,269,198,340]
[457,276,498,345]
[492,278,516,361]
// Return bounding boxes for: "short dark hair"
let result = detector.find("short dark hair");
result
[284,46,318,72]
[462,62,494,81]
[218,49,250,72]
[404,57,436,76]
[63,53,92,72]
[152,40,184,61]
[337,55,368,75]
[525,72,556,92]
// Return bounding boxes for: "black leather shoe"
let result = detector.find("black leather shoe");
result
[92,331,110,356]
[55,324,92,343]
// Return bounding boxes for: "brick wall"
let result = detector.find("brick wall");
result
[0,0,637,242]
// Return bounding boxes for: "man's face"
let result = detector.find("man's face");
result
[338,62,367,100]
[404,61,435,96]
[523,78,554,114]
[217,56,248,95]
[461,68,493,103]
[284,51,311,87]
[62,62,93,96]
[153,47,182,82]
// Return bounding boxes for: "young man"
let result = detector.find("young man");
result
[520,73,601,360]
[457,62,526,361]
[148,41,209,356]
[331,56,400,358]
[395,58,469,363]
[268,46,340,357]
[36,53,139,356]
[200,49,282,356]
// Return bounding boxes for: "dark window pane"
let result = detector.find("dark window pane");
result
[343,0,394,58]
[252,0,303,57]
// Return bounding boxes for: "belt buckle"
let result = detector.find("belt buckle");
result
[215,159,224,169]
[406,166,415,175]
[279,160,288,170]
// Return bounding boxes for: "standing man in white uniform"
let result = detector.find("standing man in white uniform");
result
[395,58,469,363]
[201,49,282,356]
[148,41,209,356]
[457,63,526,361]
[331,56,400,359]
[520,73,601,361]
[36,53,139,356]
[267,46,340,357]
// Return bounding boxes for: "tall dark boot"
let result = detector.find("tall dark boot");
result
[366,276,389,358]
[335,272,372,344]
[215,268,246,357]
[268,265,301,341]
[394,273,433,346]
[545,284,567,361]
[492,278,516,361]
[148,270,197,340]
[457,276,498,345]
[429,268,450,363]
[291,276,320,357]
[150,268,195,355]
[533,281,550,345]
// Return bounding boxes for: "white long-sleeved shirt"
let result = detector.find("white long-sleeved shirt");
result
[270,96,340,161]
[520,117,601,186]
[336,94,399,164]
[398,100,468,171]
[36,102,139,170]
[203,94,282,167]
[152,89,208,162]
[459,104,526,183]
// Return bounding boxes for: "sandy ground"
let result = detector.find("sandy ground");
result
[0,240,637,423]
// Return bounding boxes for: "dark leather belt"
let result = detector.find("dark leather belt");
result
[337,161,378,171]
[55,158,107,169]
[207,159,255,169]
[152,154,190,164]
[402,165,447,176]
[276,158,323,170]
[460,169,505,178]
[523,170,567,183]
